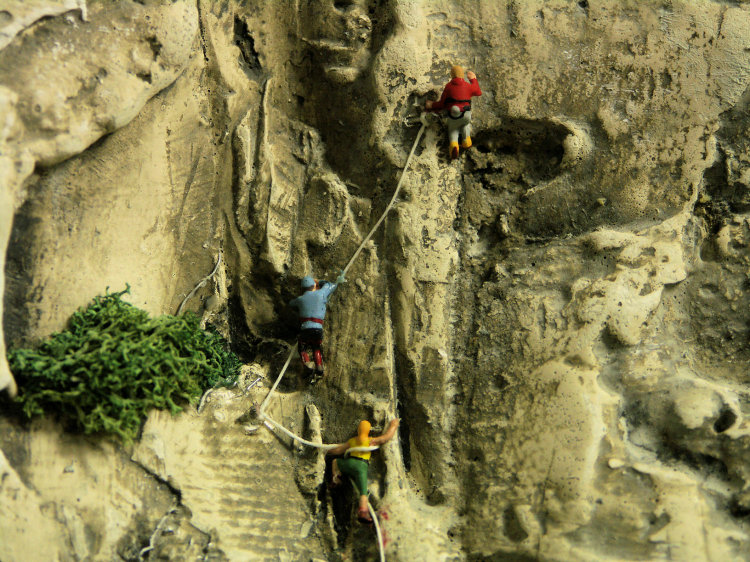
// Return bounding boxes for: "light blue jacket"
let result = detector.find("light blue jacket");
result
[289,282,338,330]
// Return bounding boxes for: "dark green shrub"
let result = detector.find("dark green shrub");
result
[7,286,240,443]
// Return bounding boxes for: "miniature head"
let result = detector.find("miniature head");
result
[450,65,464,79]
[301,275,315,290]
[299,0,375,84]
[358,420,371,440]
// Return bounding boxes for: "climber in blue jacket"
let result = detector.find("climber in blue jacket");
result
[289,272,345,379]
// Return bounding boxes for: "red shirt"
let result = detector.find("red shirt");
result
[430,77,482,112]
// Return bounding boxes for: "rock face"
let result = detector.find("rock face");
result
[2,1,750,560]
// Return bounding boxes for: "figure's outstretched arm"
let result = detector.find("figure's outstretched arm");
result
[370,419,400,446]
[427,85,450,112]
[319,281,337,299]
[467,70,481,96]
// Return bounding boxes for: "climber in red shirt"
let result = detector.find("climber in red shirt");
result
[425,65,482,159]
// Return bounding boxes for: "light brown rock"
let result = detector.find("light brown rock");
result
[2,1,750,560]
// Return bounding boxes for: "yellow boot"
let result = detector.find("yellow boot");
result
[461,136,472,150]
[449,141,459,159]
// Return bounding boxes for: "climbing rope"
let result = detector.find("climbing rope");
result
[258,116,427,439]
[177,251,223,316]
[344,446,379,457]
[349,478,387,562]
[341,114,429,278]
[370,500,386,562]
[253,115,428,562]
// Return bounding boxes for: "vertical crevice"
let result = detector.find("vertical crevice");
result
[396,396,411,471]
[195,0,209,64]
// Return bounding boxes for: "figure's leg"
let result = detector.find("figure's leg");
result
[299,348,311,364]
[358,495,370,512]
[313,349,323,371]
[447,120,460,159]
[356,494,372,523]
[331,458,342,487]
[351,461,372,523]
[298,333,314,370]
[337,458,373,523]
[461,111,472,149]
[313,330,324,373]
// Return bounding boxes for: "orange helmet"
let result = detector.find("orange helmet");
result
[358,420,371,440]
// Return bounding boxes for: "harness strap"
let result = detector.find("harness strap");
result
[448,106,471,119]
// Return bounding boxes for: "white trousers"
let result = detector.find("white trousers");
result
[447,110,472,144]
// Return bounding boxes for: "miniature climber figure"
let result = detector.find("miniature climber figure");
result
[289,273,345,380]
[425,65,482,159]
[328,419,400,524]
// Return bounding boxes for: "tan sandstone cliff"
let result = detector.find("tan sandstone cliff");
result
[2,1,750,560]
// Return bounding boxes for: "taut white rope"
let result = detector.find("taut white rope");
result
[254,119,428,562]
[341,122,427,278]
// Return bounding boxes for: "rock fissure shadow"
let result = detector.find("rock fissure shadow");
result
[458,117,575,249]
[621,396,747,508]
[323,458,356,548]
[396,397,411,472]
[471,118,568,183]
[695,83,750,253]
[713,406,737,434]
[695,144,749,264]
[233,16,262,79]
[3,201,41,350]
[226,293,303,392]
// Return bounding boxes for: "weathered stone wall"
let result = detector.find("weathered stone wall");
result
[2,1,750,560]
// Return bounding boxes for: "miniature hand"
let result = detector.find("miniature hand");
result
[336,270,346,285]
[466,70,476,80]
[425,100,434,110]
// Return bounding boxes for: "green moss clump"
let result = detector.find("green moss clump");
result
[7,286,240,443]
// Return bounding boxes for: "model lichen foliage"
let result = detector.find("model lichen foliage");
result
[8,286,240,443]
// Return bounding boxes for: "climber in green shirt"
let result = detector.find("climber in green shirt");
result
[327,418,400,524]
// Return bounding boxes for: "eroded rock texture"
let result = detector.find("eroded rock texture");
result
[2,1,750,560]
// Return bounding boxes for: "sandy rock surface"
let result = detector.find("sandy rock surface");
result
[2,1,750,560]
